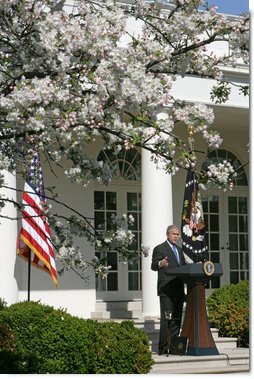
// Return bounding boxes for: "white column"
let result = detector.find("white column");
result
[0,171,19,304]
[141,149,173,318]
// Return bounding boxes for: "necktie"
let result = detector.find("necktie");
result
[172,245,180,264]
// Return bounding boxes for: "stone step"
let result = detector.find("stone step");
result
[149,347,249,374]
[132,319,237,351]
[214,337,238,349]
[134,318,218,334]
[150,363,250,374]
[93,300,142,311]
[91,310,141,319]
[147,333,237,352]
[91,300,142,319]
[145,332,237,351]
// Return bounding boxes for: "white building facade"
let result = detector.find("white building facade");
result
[0,3,249,319]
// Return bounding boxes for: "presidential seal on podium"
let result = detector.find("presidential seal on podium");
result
[203,261,215,276]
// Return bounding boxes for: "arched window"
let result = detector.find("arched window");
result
[97,148,141,181]
[201,149,248,186]
[94,148,142,296]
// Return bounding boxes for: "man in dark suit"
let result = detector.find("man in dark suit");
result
[151,225,186,355]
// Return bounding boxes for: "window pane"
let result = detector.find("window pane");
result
[107,273,118,291]
[228,197,237,213]
[240,252,249,270]
[237,170,248,185]
[238,197,247,214]
[106,212,116,229]
[138,193,142,211]
[126,148,137,163]
[219,149,227,159]
[240,234,248,251]
[239,216,248,232]
[118,160,124,176]
[128,232,138,250]
[94,191,104,210]
[240,271,249,281]
[128,213,137,230]
[95,212,105,230]
[230,271,239,284]
[210,234,219,250]
[211,252,219,263]
[209,196,219,212]
[230,253,239,269]
[127,193,137,211]
[98,149,113,162]
[204,214,209,228]
[129,272,139,290]
[107,252,118,270]
[202,196,208,212]
[229,234,238,251]
[210,215,219,231]
[106,192,116,210]
[228,215,238,232]
[128,257,139,270]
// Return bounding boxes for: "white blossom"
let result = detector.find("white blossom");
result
[0,0,248,278]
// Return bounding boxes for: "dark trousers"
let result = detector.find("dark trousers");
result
[158,280,184,352]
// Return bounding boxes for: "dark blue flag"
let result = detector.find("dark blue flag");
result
[181,169,208,263]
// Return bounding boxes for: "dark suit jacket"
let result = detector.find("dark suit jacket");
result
[151,240,186,296]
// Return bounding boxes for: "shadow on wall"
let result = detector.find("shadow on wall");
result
[14,252,96,291]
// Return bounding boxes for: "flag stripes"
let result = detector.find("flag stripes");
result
[17,153,58,287]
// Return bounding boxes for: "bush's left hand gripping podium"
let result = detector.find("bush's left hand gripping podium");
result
[166,262,223,356]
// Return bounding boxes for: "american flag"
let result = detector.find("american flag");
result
[17,153,58,287]
[181,169,209,263]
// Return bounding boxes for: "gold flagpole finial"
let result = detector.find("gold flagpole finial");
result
[188,125,194,138]
[188,125,195,151]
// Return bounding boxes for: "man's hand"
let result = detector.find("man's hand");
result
[160,257,169,268]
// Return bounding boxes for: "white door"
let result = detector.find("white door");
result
[94,184,142,301]
[93,148,142,301]
[202,187,249,295]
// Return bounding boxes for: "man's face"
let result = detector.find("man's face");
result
[167,228,180,244]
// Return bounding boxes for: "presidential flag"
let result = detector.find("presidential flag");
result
[17,153,58,287]
[181,169,209,263]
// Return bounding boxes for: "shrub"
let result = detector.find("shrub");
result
[90,320,153,374]
[206,280,249,347]
[0,301,99,373]
[0,298,7,311]
[0,301,153,374]
[0,322,15,351]
[0,307,39,374]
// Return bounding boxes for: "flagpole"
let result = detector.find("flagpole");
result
[28,249,31,301]
[189,124,197,264]
[188,125,195,152]
[181,125,209,264]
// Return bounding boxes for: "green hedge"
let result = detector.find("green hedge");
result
[0,298,7,311]
[0,300,153,374]
[206,280,249,347]
[92,320,153,374]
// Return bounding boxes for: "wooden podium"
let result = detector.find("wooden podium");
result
[166,263,223,356]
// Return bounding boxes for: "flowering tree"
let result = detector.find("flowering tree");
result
[0,0,249,278]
